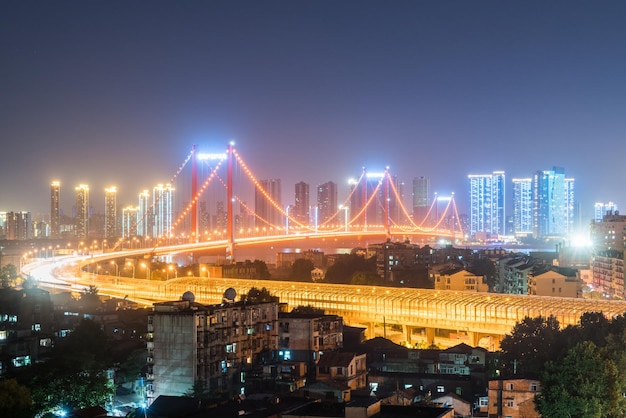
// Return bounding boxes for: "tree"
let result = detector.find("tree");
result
[0,264,19,288]
[324,254,376,284]
[243,287,278,304]
[535,341,626,418]
[499,315,560,378]
[291,305,325,315]
[0,378,32,418]
[288,259,315,281]
[29,319,114,416]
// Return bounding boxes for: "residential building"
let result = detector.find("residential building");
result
[5,211,33,240]
[412,176,431,226]
[488,378,541,418]
[468,171,505,238]
[316,351,367,390]
[591,250,624,298]
[0,286,54,377]
[255,178,282,230]
[75,184,89,238]
[512,178,532,236]
[137,190,151,237]
[367,241,420,283]
[104,186,117,239]
[433,268,489,292]
[148,292,278,402]
[50,181,61,239]
[293,181,310,226]
[278,312,343,379]
[533,167,574,238]
[317,181,338,226]
[276,250,325,269]
[590,210,626,252]
[594,201,618,222]
[121,206,139,239]
[528,266,582,298]
[152,184,174,238]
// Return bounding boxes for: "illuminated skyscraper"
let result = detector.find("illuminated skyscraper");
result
[468,171,505,237]
[75,184,89,238]
[412,176,430,225]
[6,211,33,240]
[50,181,61,238]
[594,202,618,222]
[512,178,533,236]
[153,183,174,238]
[105,186,117,239]
[293,181,310,225]
[533,167,574,238]
[255,179,282,229]
[137,190,151,237]
[122,206,139,239]
[317,181,337,225]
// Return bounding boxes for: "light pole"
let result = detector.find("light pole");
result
[110,261,119,276]
[140,262,150,280]
[126,261,135,278]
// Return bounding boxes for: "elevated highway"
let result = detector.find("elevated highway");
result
[41,257,626,350]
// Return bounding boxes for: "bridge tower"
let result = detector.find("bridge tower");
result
[191,144,198,242]
[384,167,390,239]
[226,142,235,262]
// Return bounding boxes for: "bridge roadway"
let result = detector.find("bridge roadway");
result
[66,266,626,351]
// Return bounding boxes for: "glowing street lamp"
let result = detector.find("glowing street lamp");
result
[126,261,135,278]
[140,262,151,280]
[110,260,119,276]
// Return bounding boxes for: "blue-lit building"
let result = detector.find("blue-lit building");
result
[468,171,505,238]
[532,167,575,238]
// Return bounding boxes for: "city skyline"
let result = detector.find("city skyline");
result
[3,2,626,221]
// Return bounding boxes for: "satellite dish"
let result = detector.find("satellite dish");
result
[182,291,195,303]
[224,287,237,302]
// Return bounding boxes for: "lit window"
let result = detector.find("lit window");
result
[437,385,445,393]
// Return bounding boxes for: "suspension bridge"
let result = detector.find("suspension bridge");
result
[115,143,464,259]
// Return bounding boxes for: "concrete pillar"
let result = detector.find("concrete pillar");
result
[404,324,412,346]
[426,327,435,346]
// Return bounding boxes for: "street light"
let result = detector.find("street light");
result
[126,261,135,278]
[110,261,119,276]
[140,262,151,280]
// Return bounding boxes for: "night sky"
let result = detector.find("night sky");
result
[2,1,626,222]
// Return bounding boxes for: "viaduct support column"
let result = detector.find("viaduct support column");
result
[426,327,435,347]
[191,144,198,242]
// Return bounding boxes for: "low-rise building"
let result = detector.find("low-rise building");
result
[317,351,367,390]
[528,266,582,298]
[433,268,489,292]
[148,291,278,402]
[488,378,540,418]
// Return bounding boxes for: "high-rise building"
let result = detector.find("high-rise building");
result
[533,167,574,238]
[121,206,139,239]
[153,184,174,238]
[137,190,151,237]
[75,184,89,238]
[594,202,619,222]
[104,186,117,239]
[412,176,430,225]
[512,178,533,236]
[293,181,310,225]
[317,181,338,225]
[255,179,282,229]
[50,181,61,239]
[6,211,33,240]
[468,171,505,237]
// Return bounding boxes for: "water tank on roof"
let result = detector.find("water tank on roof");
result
[182,291,195,303]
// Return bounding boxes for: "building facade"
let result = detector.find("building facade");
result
[50,181,61,239]
[104,186,117,239]
[255,178,282,230]
[148,294,279,402]
[152,184,174,238]
[468,171,505,238]
[293,181,310,226]
[317,181,338,226]
[533,167,575,238]
[512,178,533,236]
[75,184,89,238]
[412,176,431,225]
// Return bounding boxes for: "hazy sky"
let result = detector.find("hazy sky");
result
[2,1,626,221]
